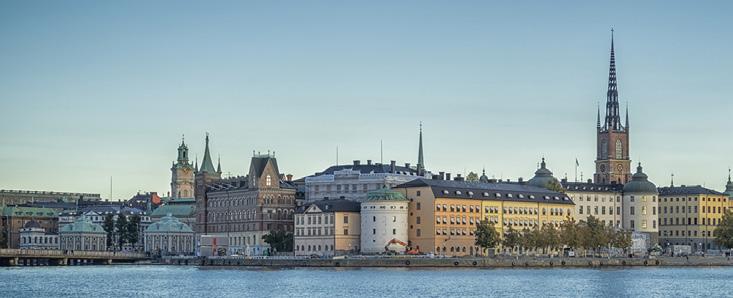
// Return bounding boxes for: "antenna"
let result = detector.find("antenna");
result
[109,176,113,201]
[380,140,383,164]
[336,145,339,166]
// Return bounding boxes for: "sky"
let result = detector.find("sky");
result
[1,1,732,200]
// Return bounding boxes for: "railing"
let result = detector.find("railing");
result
[0,248,147,259]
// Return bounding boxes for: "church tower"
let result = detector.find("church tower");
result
[594,29,631,185]
[194,133,222,234]
[170,136,194,199]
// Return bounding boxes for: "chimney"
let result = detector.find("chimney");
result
[446,173,451,181]
[367,160,372,165]
[561,178,567,183]
[518,177,524,184]
[454,174,464,181]
[404,163,410,169]
[390,160,396,173]
[286,174,293,181]
[587,179,592,183]
[432,174,440,179]
[439,172,445,180]
[353,160,360,166]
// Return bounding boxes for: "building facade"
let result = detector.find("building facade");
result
[59,217,107,251]
[294,199,361,257]
[1,206,59,249]
[622,164,659,242]
[658,185,728,252]
[203,154,296,255]
[194,133,223,234]
[563,180,624,227]
[360,188,409,254]
[144,214,195,256]
[0,190,101,206]
[594,31,632,185]
[395,178,574,257]
[19,220,59,250]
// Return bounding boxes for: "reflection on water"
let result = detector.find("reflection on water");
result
[1,265,731,297]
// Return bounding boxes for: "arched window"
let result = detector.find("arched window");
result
[266,175,272,186]
[615,140,623,159]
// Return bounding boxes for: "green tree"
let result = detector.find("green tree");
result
[543,224,560,256]
[126,215,141,247]
[103,214,115,249]
[474,219,500,256]
[466,172,479,182]
[582,216,609,256]
[560,218,581,251]
[610,228,632,254]
[262,230,293,253]
[502,227,521,255]
[115,214,128,249]
[0,226,6,249]
[715,210,733,249]
[520,227,534,255]
[545,180,566,193]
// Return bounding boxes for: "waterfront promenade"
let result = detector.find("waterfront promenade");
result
[0,248,147,266]
[162,255,733,268]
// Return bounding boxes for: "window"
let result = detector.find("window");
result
[416,191,421,196]
[373,229,376,235]
[416,229,421,237]
[615,140,623,159]
[392,216,397,222]
[630,206,635,215]
[343,229,348,235]
[416,202,421,210]
[373,216,376,222]
[266,175,272,186]
[344,216,349,224]
[416,217,421,224]
[392,229,396,235]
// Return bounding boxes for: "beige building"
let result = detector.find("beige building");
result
[658,185,729,252]
[294,199,361,257]
[622,163,659,240]
[563,179,624,227]
[59,217,107,251]
[360,188,409,254]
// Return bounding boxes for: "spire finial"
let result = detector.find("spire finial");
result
[541,157,546,169]
[671,173,675,187]
[728,168,731,183]
[597,102,601,129]
[217,154,221,173]
[182,134,185,145]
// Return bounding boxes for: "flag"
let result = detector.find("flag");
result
[575,158,579,167]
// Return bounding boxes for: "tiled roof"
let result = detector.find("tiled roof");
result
[396,179,574,205]
[658,185,726,196]
[1,206,59,218]
[150,204,195,217]
[315,163,419,176]
[562,182,624,193]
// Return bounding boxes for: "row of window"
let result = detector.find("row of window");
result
[437,190,568,201]
[628,219,657,229]
[662,217,722,226]
[662,205,726,214]
[661,230,714,237]
[663,196,727,203]
[572,195,620,203]
[578,205,619,216]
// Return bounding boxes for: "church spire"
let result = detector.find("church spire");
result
[417,122,425,176]
[176,134,189,164]
[625,102,629,130]
[200,133,216,173]
[597,103,601,129]
[604,28,622,131]
[217,154,222,173]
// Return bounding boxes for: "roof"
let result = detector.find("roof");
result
[23,220,41,229]
[1,206,59,218]
[207,176,296,193]
[395,179,574,204]
[60,217,106,234]
[658,185,726,196]
[150,203,195,218]
[81,204,146,216]
[145,214,194,233]
[366,187,408,202]
[527,158,560,188]
[562,181,624,193]
[297,199,361,214]
[199,134,217,173]
[314,163,419,176]
[623,163,658,194]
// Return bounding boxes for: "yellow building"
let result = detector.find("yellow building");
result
[294,199,361,256]
[394,179,575,257]
[658,185,729,252]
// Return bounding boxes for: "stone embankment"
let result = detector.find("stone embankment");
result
[162,256,733,268]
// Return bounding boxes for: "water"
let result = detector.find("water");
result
[1,265,732,297]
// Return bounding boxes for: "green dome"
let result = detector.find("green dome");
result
[145,214,194,233]
[366,187,408,201]
[60,217,106,234]
[527,158,560,188]
[623,163,658,194]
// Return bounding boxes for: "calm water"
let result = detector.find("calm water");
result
[1,265,732,297]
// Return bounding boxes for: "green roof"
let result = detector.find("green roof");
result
[2,206,59,218]
[60,217,106,234]
[366,187,408,201]
[150,204,195,218]
[145,214,194,233]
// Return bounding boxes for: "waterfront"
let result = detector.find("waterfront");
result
[2,266,733,297]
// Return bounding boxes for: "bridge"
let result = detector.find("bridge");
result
[0,248,149,266]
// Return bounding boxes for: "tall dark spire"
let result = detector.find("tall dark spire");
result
[625,102,629,129]
[604,28,622,131]
[417,122,425,176]
[200,133,216,173]
[217,154,222,173]
[597,103,601,129]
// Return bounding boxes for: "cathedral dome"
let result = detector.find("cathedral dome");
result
[366,187,408,202]
[23,220,41,229]
[623,163,658,194]
[527,158,560,189]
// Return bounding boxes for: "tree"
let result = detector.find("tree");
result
[543,224,560,256]
[262,230,293,253]
[610,228,632,254]
[582,216,609,256]
[502,227,521,255]
[115,214,128,249]
[466,172,479,182]
[126,215,141,247]
[560,218,581,251]
[520,227,534,255]
[474,219,500,256]
[715,210,733,249]
[103,214,115,249]
[0,226,6,249]
[545,180,566,193]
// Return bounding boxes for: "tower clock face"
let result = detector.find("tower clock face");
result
[600,164,606,172]
[617,164,623,172]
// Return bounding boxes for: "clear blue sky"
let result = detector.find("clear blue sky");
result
[1,1,731,200]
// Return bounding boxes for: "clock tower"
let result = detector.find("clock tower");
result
[171,136,195,198]
[594,30,631,185]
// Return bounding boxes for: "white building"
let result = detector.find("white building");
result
[360,188,409,254]
[306,160,429,203]
[19,220,59,250]
[622,163,659,243]
[144,214,195,256]
[59,217,107,251]
[562,179,624,227]
[294,199,361,257]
